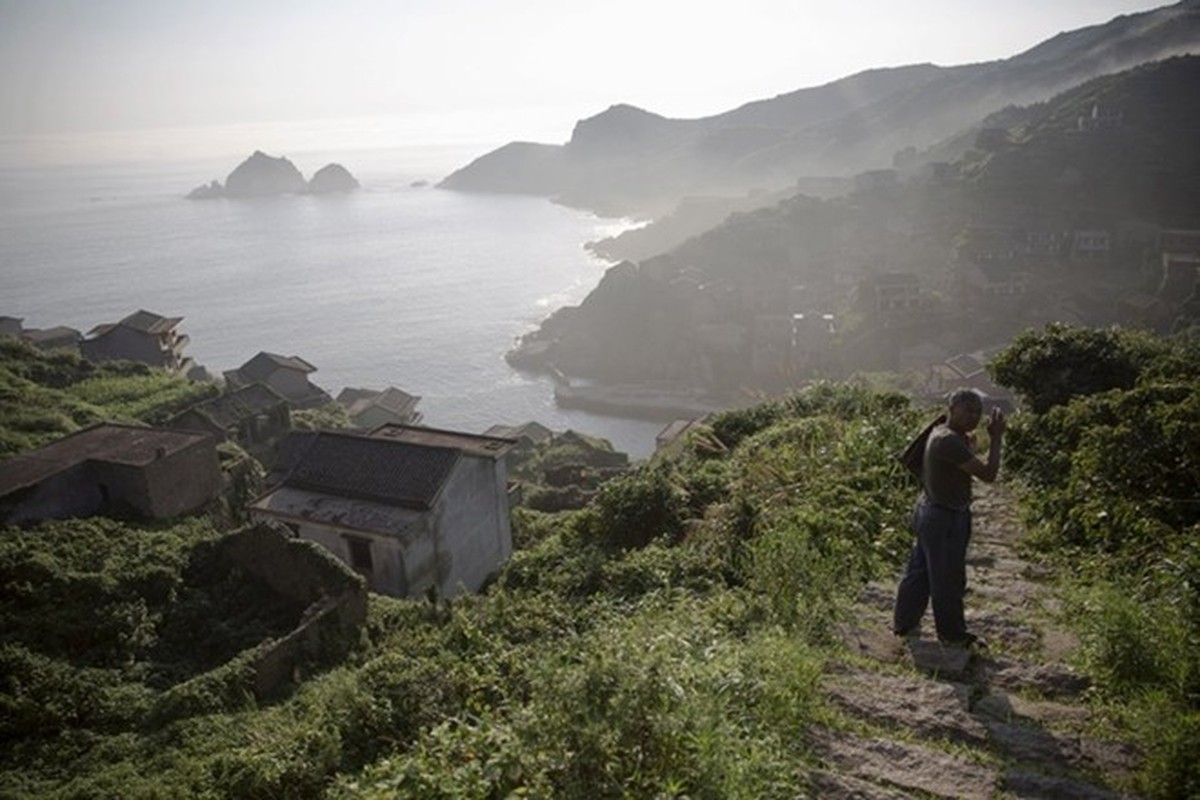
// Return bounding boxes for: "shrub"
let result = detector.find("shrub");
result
[988,323,1164,413]
[580,464,686,550]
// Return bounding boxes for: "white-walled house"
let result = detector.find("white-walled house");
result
[249,426,515,598]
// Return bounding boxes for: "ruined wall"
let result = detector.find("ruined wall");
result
[141,437,223,518]
[217,524,367,698]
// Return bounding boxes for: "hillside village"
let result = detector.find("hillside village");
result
[507,57,1200,406]
[0,313,633,598]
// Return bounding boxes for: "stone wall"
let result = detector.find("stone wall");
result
[218,524,367,698]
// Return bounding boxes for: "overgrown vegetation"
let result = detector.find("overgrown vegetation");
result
[0,336,217,455]
[991,323,1200,798]
[0,381,923,797]
[4,326,1197,797]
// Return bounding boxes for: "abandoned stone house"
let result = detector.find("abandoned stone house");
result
[169,383,292,460]
[81,309,193,372]
[225,351,332,409]
[483,421,554,472]
[336,386,422,429]
[0,423,222,525]
[250,425,515,598]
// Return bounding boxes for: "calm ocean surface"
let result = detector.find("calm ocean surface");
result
[0,139,665,458]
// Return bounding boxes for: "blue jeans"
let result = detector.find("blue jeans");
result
[892,499,973,642]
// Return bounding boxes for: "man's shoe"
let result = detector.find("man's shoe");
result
[892,625,921,639]
[939,632,988,650]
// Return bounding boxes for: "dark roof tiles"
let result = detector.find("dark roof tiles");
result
[271,431,461,510]
[0,424,213,496]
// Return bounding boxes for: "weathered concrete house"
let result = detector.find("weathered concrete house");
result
[169,383,292,459]
[337,386,422,429]
[250,425,515,598]
[81,309,192,372]
[224,352,332,409]
[0,424,222,525]
[0,316,23,337]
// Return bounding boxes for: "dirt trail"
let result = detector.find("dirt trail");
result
[814,481,1141,799]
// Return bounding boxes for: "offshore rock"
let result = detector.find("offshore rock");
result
[187,151,309,198]
[186,179,224,199]
[224,151,308,197]
[307,163,360,194]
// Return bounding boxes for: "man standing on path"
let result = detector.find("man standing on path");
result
[893,388,1005,648]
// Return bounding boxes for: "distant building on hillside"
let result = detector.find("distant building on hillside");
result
[919,348,1015,411]
[224,351,332,408]
[169,383,292,460]
[81,309,192,372]
[1077,102,1124,132]
[1069,230,1112,263]
[0,423,221,525]
[337,386,422,429]
[483,421,554,448]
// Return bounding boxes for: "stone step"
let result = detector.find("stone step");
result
[810,728,998,800]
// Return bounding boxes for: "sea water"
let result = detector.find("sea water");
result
[0,133,665,458]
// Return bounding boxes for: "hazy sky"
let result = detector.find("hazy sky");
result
[0,0,1174,143]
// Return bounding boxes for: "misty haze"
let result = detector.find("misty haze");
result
[2,1,1199,797]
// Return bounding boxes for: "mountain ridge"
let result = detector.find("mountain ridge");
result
[439,1,1200,216]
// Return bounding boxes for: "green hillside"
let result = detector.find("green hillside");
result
[0,337,218,456]
[2,326,1197,797]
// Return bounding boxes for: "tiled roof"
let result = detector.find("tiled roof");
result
[370,424,515,459]
[0,424,212,496]
[269,431,461,510]
[945,353,987,379]
[241,351,317,380]
[179,383,288,429]
[86,322,118,337]
[120,309,183,334]
[337,387,377,405]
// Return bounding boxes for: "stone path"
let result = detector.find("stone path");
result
[813,482,1141,799]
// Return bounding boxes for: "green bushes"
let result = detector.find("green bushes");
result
[333,594,824,800]
[989,322,1166,413]
[0,337,218,454]
[990,325,1200,799]
[67,373,217,425]
[0,381,957,796]
[578,463,687,550]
